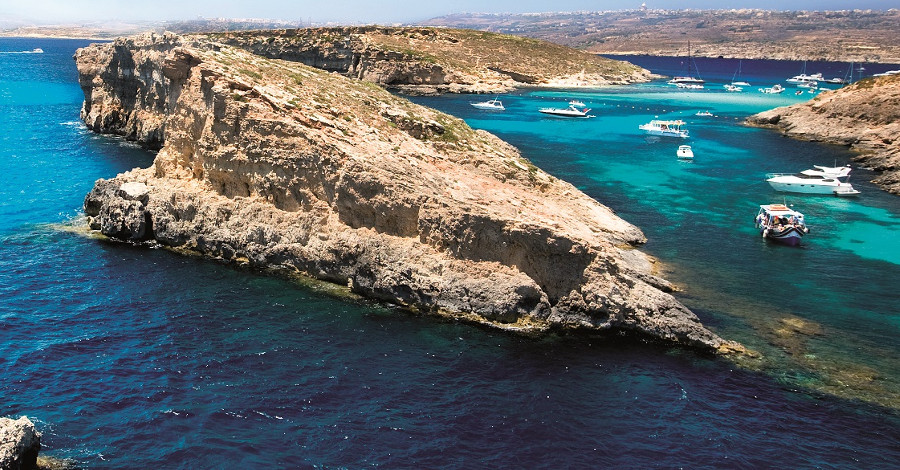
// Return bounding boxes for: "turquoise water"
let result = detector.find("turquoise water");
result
[2,39,900,468]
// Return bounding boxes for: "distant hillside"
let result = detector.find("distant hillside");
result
[207,27,652,94]
[423,9,900,63]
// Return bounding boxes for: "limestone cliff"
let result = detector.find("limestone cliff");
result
[76,32,730,351]
[205,27,653,94]
[748,74,900,195]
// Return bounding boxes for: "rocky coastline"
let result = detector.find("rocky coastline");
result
[748,74,900,195]
[75,32,737,352]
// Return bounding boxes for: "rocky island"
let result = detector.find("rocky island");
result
[748,74,900,195]
[76,31,733,351]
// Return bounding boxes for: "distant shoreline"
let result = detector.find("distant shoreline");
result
[0,33,112,40]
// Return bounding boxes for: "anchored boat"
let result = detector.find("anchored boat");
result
[765,170,859,196]
[639,119,689,138]
[755,203,809,246]
[470,97,505,111]
[538,104,594,118]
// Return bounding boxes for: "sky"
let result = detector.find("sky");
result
[2,0,897,25]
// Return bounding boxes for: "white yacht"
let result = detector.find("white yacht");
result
[786,61,824,86]
[724,83,743,92]
[639,119,689,138]
[470,97,505,111]
[759,84,785,94]
[568,100,586,107]
[538,104,594,118]
[695,110,713,117]
[676,145,694,159]
[765,172,859,196]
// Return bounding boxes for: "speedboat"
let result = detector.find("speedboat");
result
[676,145,694,159]
[759,84,784,94]
[695,110,713,117]
[765,172,859,196]
[639,119,689,138]
[538,104,594,118]
[755,203,809,246]
[470,97,505,111]
[569,100,586,107]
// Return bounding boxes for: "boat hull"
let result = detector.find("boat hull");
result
[539,110,592,118]
[761,226,805,246]
[641,128,688,138]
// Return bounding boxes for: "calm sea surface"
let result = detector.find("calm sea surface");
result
[2,39,899,468]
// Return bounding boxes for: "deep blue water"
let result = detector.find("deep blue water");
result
[2,38,899,468]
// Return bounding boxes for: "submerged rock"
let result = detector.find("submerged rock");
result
[77,32,733,351]
[0,416,40,470]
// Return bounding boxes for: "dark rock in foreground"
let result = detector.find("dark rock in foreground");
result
[0,416,40,470]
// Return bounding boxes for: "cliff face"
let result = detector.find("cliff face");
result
[748,74,900,195]
[76,33,730,351]
[207,27,653,94]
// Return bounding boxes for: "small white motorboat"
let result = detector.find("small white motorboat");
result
[569,100,586,107]
[759,84,785,94]
[538,104,594,118]
[676,145,694,159]
[695,110,713,117]
[755,203,810,246]
[470,97,505,111]
[639,119,689,138]
[724,84,743,92]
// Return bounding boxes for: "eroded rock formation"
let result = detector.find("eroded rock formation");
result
[76,32,732,351]
[748,74,900,195]
[0,416,40,470]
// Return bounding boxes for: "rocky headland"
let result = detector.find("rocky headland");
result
[203,27,653,94]
[748,74,900,194]
[75,32,734,351]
